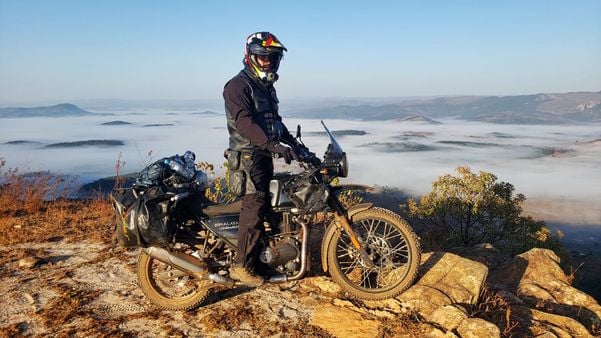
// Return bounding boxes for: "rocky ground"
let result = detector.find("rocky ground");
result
[1,199,600,337]
[0,236,423,337]
[2,241,601,337]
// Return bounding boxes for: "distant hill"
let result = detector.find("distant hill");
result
[101,120,132,126]
[396,115,442,124]
[191,110,222,116]
[287,91,601,124]
[0,103,94,118]
[306,129,367,137]
[44,140,124,148]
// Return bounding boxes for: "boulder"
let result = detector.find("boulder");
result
[510,306,593,338]
[426,305,468,331]
[456,318,501,338]
[18,256,44,269]
[302,276,342,294]
[419,323,458,337]
[529,308,592,338]
[534,333,559,338]
[396,252,488,316]
[516,249,601,330]
[453,245,599,336]
[310,303,380,338]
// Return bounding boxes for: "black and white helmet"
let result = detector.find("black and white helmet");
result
[244,32,287,83]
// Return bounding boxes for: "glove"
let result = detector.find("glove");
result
[294,143,310,157]
[308,155,322,166]
[295,143,321,166]
[267,142,299,165]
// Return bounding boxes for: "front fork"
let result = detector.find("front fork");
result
[329,197,375,268]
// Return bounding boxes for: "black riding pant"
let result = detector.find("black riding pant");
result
[236,153,273,266]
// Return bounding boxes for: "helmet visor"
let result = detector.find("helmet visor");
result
[251,53,282,73]
[249,43,285,56]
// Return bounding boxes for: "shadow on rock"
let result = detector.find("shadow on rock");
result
[457,244,601,336]
[201,286,253,307]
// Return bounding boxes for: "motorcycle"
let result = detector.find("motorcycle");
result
[117,121,421,310]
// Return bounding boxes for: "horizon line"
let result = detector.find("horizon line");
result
[2,89,601,108]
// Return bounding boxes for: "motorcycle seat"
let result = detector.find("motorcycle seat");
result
[202,200,242,217]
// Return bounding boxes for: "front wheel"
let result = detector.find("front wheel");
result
[326,207,421,300]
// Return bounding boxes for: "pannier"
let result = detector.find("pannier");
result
[111,187,143,247]
[111,150,207,248]
[110,185,175,247]
[286,176,329,213]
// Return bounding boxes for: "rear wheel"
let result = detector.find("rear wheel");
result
[326,207,421,300]
[137,251,210,310]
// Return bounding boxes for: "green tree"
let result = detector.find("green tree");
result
[407,166,563,256]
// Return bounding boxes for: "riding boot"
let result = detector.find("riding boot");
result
[229,264,264,287]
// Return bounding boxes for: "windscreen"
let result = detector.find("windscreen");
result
[321,120,344,156]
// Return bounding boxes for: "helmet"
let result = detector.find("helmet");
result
[244,32,287,83]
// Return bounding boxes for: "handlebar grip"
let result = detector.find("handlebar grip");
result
[170,191,190,202]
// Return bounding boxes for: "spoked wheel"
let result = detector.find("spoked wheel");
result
[326,207,421,300]
[137,251,211,310]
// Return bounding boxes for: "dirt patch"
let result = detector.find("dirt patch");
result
[0,199,423,336]
[0,236,420,336]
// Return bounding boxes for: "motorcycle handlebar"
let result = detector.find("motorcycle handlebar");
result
[271,144,321,167]
[170,191,190,202]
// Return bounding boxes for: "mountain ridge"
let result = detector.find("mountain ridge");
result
[0,103,94,118]
[287,91,601,124]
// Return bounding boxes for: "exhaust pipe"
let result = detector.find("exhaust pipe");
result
[142,247,236,287]
[268,274,289,283]
[142,247,206,274]
[269,218,311,283]
[209,273,236,288]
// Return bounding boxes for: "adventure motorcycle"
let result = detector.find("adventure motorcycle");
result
[112,121,421,310]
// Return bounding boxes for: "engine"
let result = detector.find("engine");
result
[259,237,301,273]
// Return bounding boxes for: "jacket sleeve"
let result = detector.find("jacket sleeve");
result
[276,113,297,147]
[223,78,270,149]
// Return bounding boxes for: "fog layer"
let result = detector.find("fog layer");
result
[1,112,599,227]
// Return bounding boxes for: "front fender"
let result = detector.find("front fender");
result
[320,202,373,273]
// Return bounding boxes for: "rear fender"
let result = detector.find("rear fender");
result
[320,202,373,272]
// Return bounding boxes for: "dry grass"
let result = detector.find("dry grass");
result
[565,261,585,286]
[380,313,424,337]
[337,189,364,209]
[0,165,114,246]
[197,301,334,337]
[0,197,114,246]
[198,161,238,203]
[113,152,127,190]
[470,287,521,337]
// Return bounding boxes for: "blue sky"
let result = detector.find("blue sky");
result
[0,0,600,103]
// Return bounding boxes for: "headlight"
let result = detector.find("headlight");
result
[338,153,348,178]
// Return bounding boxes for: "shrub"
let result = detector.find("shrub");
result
[198,161,237,204]
[0,160,76,215]
[407,166,564,256]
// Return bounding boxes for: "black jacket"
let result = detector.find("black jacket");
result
[223,69,295,153]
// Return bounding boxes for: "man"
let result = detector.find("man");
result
[223,32,309,286]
